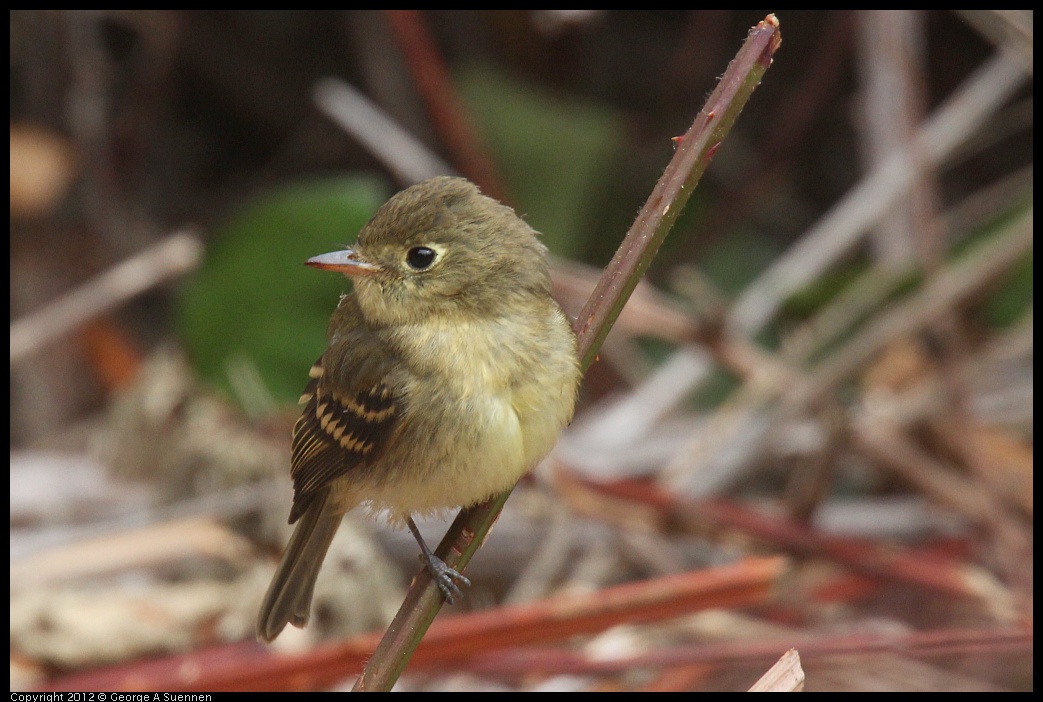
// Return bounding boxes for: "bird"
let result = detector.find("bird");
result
[257,176,581,642]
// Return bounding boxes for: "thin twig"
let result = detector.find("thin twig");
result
[384,10,509,202]
[856,10,926,269]
[454,626,1032,677]
[9,230,204,365]
[955,10,1033,66]
[313,77,454,186]
[748,649,805,692]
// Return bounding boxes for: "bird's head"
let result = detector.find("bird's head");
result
[307,176,552,327]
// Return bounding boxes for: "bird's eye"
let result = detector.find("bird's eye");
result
[406,246,437,270]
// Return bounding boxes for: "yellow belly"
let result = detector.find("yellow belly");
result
[330,307,579,522]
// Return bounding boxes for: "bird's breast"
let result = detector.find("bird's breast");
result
[359,309,578,516]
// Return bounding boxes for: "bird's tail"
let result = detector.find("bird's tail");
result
[256,490,342,642]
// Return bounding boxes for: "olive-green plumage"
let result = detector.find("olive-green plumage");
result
[257,176,580,642]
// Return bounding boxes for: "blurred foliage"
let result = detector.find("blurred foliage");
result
[695,225,787,298]
[781,258,897,318]
[781,198,1034,336]
[176,176,388,406]
[954,201,1034,329]
[458,62,625,259]
[982,250,1031,327]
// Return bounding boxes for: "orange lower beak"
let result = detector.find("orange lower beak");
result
[306,249,382,277]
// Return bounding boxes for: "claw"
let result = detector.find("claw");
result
[421,553,471,604]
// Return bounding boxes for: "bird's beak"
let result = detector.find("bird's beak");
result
[306,249,382,277]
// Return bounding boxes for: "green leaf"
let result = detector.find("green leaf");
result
[457,62,623,259]
[177,176,388,407]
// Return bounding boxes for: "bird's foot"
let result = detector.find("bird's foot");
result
[407,517,470,603]
[420,552,471,604]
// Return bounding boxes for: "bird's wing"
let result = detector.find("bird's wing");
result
[287,303,403,524]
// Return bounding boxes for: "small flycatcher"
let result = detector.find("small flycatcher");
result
[257,176,581,642]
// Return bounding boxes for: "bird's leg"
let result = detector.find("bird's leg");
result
[406,517,470,604]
